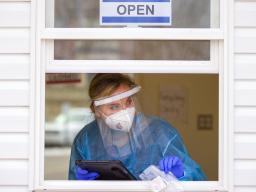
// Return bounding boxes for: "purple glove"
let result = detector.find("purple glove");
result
[75,166,99,180]
[159,156,184,178]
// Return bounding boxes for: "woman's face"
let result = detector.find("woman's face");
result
[95,84,135,117]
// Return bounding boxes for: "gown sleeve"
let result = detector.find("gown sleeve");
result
[68,129,89,180]
[156,119,207,181]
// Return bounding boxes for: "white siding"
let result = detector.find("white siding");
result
[0,107,29,133]
[0,160,28,185]
[235,108,256,133]
[235,81,256,106]
[235,1,256,27]
[0,187,28,192]
[235,28,256,53]
[0,133,29,159]
[235,187,256,192]
[234,160,256,185]
[0,1,30,192]
[234,0,256,190]
[234,54,256,79]
[0,29,30,53]
[0,2,30,27]
[0,81,29,106]
[0,54,30,80]
[234,134,256,159]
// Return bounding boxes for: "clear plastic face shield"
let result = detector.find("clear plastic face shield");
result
[92,86,149,159]
[94,86,141,132]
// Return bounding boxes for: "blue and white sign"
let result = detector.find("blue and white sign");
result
[100,0,172,26]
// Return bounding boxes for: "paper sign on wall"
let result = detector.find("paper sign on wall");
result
[159,85,188,124]
[100,0,172,26]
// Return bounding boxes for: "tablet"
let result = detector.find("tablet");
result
[75,160,137,180]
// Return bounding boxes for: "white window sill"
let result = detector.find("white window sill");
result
[33,180,228,192]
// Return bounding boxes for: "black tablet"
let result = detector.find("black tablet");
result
[75,160,137,180]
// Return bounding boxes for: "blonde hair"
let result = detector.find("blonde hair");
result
[89,73,137,112]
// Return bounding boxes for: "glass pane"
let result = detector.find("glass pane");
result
[54,40,210,60]
[46,0,219,28]
[44,73,218,180]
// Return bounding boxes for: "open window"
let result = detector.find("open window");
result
[30,0,232,191]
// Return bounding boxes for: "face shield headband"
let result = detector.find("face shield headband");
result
[93,86,141,107]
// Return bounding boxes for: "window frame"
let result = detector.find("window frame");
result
[29,0,234,191]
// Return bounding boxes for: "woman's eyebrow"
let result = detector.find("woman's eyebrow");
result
[108,102,119,105]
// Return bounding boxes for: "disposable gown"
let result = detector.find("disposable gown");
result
[68,113,207,180]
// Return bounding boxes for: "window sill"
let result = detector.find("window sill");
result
[33,180,228,192]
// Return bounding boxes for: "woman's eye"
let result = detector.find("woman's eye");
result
[110,105,120,110]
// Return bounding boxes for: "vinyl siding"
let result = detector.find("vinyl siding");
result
[234,0,256,191]
[0,1,30,191]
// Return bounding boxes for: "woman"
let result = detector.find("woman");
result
[68,73,206,181]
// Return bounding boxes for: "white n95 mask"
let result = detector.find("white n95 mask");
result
[104,107,135,132]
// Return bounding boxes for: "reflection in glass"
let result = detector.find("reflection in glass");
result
[54,40,210,60]
[46,0,218,28]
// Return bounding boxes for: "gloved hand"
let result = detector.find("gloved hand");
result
[75,166,99,180]
[159,156,184,178]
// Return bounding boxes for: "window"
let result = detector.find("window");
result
[31,0,232,191]
[45,0,220,28]
[54,40,210,60]
[44,73,219,182]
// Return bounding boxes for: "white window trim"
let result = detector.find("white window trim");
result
[47,60,218,74]
[29,0,234,191]
[41,28,224,40]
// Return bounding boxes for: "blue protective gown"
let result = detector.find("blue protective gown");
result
[68,114,207,180]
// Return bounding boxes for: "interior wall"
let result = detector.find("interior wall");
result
[135,74,218,180]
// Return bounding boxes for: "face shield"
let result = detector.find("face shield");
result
[94,86,140,132]
[92,86,151,159]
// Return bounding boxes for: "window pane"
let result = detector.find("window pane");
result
[54,40,210,60]
[44,73,218,180]
[46,0,219,28]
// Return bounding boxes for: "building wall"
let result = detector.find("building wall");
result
[234,0,256,191]
[0,0,256,191]
[0,1,30,191]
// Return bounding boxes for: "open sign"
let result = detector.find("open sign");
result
[116,4,155,15]
[100,0,172,26]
